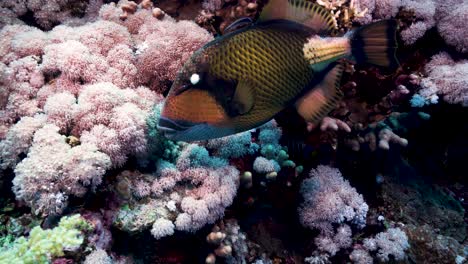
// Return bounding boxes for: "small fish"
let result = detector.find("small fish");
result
[158,0,398,142]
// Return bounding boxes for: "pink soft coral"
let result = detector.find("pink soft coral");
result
[2,55,44,123]
[12,124,111,215]
[77,20,132,56]
[135,19,213,92]
[43,92,76,133]
[41,40,109,83]
[113,143,239,239]
[75,82,161,166]
[0,114,47,169]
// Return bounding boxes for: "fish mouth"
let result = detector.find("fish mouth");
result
[157,116,197,139]
[157,116,236,142]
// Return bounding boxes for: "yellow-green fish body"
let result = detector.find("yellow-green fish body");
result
[159,0,397,141]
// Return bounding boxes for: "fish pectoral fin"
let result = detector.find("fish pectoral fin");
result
[230,79,255,115]
[259,0,337,34]
[295,63,343,123]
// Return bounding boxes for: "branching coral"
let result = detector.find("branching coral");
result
[343,112,428,152]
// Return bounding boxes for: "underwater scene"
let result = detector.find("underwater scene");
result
[0,0,467,263]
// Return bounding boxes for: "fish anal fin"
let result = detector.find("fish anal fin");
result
[259,0,336,34]
[295,63,343,123]
[230,80,255,115]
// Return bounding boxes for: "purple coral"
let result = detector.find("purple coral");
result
[363,228,410,261]
[299,165,369,235]
[436,0,468,53]
[400,0,436,44]
[415,52,468,106]
[315,224,353,256]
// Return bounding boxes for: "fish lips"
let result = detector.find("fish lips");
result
[157,116,235,142]
[157,117,195,138]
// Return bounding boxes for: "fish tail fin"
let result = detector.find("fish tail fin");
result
[350,20,399,68]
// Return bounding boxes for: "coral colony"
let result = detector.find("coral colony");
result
[0,0,466,263]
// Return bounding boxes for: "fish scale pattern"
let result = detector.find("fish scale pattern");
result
[207,22,317,129]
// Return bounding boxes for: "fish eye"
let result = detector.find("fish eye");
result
[190,73,200,85]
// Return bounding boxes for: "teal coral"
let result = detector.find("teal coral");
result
[257,122,297,170]
[186,145,227,168]
[147,103,183,163]
[206,132,259,158]
[0,214,90,264]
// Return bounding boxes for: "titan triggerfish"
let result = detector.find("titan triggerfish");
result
[158,0,398,141]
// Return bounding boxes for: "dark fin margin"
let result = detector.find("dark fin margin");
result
[350,20,399,68]
[259,0,337,34]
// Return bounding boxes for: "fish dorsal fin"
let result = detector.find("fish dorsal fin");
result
[259,0,337,34]
[230,79,255,115]
[295,63,343,123]
[223,17,254,35]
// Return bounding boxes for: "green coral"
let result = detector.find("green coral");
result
[0,214,90,264]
